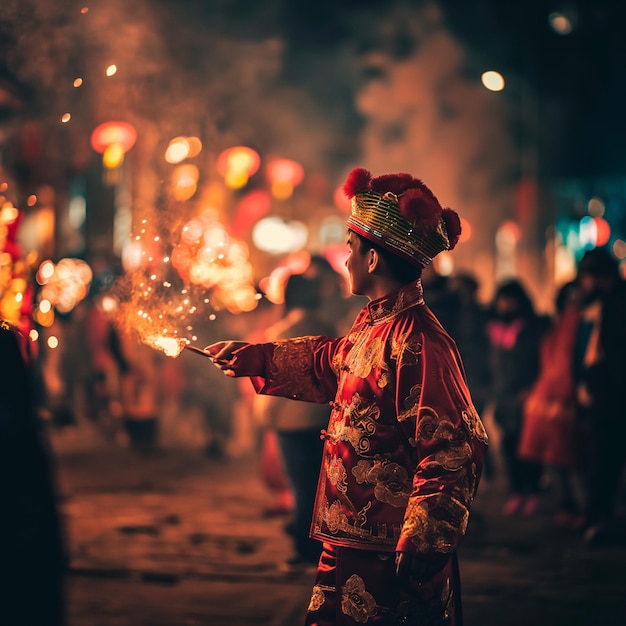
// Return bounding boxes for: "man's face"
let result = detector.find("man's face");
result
[345,231,372,297]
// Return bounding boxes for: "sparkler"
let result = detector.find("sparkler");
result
[144,335,187,357]
[142,335,211,358]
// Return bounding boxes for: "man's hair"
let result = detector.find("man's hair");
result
[353,231,422,284]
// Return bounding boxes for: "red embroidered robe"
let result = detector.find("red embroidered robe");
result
[241,282,487,622]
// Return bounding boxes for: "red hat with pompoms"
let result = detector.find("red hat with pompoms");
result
[343,167,461,267]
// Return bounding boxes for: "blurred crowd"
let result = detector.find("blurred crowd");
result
[421,248,626,549]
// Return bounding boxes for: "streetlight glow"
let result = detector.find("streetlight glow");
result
[481,70,505,92]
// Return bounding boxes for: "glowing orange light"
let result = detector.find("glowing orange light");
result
[548,12,574,35]
[593,217,611,247]
[333,185,352,212]
[61,113,71,123]
[165,137,190,164]
[27,195,37,206]
[34,308,54,327]
[499,220,521,243]
[186,136,202,158]
[1,203,19,224]
[91,121,137,154]
[39,299,52,314]
[587,196,605,217]
[37,260,55,284]
[266,159,304,199]
[106,64,117,77]
[171,164,199,201]
[103,143,126,168]
[459,217,472,242]
[613,239,626,260]
[74,78,83,87]
[217,146,261,189]
[144,335,186,357]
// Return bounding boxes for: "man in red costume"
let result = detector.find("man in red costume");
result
[207,168,488,625]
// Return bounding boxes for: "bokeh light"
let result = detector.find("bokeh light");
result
[548,11,574,35]
[587,196,605,217]
[481,70,505,92]
[266,159,304,199]
[216,146,261,189]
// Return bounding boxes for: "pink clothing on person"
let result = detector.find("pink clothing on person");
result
[518,307,581,469]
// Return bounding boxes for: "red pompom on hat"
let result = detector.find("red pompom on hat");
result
[370,173,416,197]
[343,167,462,267]
[343,167,372,199]
[441,207,462,250]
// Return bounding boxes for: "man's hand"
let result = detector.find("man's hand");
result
[204,341,262,377]
[395,551,449,583]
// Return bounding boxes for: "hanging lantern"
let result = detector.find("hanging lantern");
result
[216,146,260,189]
[266,159,304,199]
[90,121,137,173]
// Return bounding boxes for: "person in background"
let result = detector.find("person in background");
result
[244,296,294,516]
[0,319,66,625]
[260,272,336,568]
[419,263,461,339]
[304,254,359,336]
[486,279,549,517]
[206,168,487,626]
[119,337,160,456]
[573,248,626,544]
[447,273,494,483]
[517,281,583,527]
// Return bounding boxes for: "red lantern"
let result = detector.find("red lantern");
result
[231,189,271,238]
[216,146,261,189]
[266,159,304,186]
[90,121,137,154]
[266,159,304,199]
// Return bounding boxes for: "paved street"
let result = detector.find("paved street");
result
[51,427,626,626]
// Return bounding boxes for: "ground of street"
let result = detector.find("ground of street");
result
[50,429,626,626]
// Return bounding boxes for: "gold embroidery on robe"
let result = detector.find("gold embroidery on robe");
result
[352,459,412,507]
[377,361,391,389]
[327,455,348,493]
[417,408,465,445]
[327,393,381,454]
[272,338,321,399]
[462,407,489,444]
[351,335,384,379]
[448,466,476,504]
[391,332,423,365]
[341,574,378,623]
[323,498,377,539]
[431,442,473,472]
[325,500,350,533]
[397,384,422,422]
[308,585,326,611]
[402,493,470,553]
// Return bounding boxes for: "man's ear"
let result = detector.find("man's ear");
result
[367,248,379,273]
